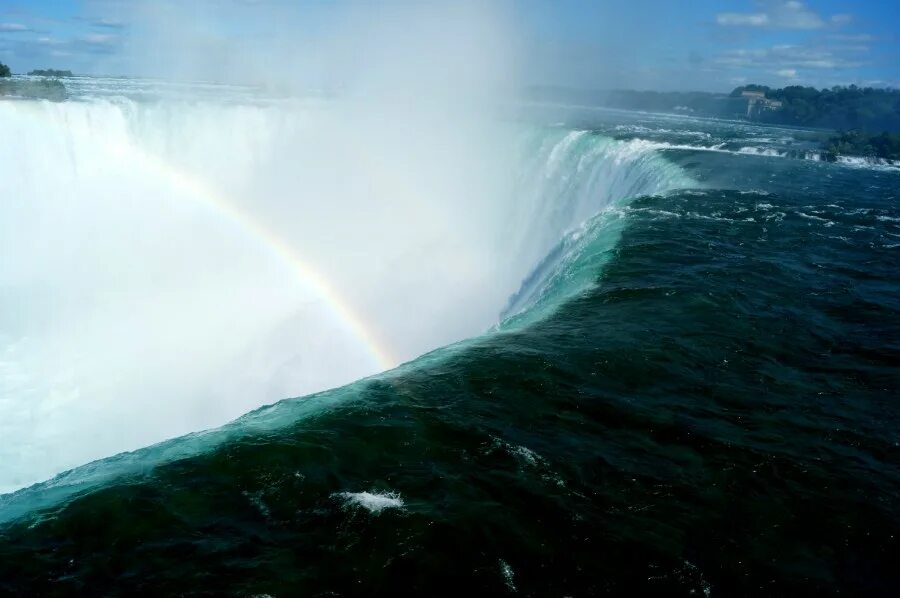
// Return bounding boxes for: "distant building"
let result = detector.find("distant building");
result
[741,91,783,117]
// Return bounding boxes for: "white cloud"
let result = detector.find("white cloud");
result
[715,44,865,71]
[717,13,769,26]
[716,1,824,30]
[82,33,118,45]
[0,23,30,32]
[831,14,853,25]
[92,18,126,29]
[776,68,798,78]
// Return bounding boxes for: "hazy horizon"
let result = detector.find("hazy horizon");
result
[2,1,899,93]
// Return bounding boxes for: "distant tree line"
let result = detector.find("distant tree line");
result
[824,130,900,161]
[0,61,68,100]
[729,84,900,160]
[28,69,73,77]
[1,65,67,101]
[730,84,900,131]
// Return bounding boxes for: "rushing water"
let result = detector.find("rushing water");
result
[1,83,898,595]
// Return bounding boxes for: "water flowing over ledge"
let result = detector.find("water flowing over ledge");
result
[0,94,690,499]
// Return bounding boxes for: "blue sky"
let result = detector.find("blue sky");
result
[1,0,898,91]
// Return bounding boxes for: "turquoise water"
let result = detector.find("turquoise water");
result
[1,105,898,595]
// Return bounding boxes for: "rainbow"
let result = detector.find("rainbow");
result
[101,128,398,372]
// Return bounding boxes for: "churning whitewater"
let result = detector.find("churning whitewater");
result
[0,86,688,494]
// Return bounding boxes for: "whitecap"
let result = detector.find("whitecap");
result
[797,212,831,223]
[739,146,784,157]
[499,559,517,592]
[336,491,405,514]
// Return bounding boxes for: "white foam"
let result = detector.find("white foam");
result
[337,491,405,514]
[798,212,831,223]
[739,146,784,157]
[629,139,899,171]
[511,444,540,466]
[836,155,900,170]
[499,559,517,592]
